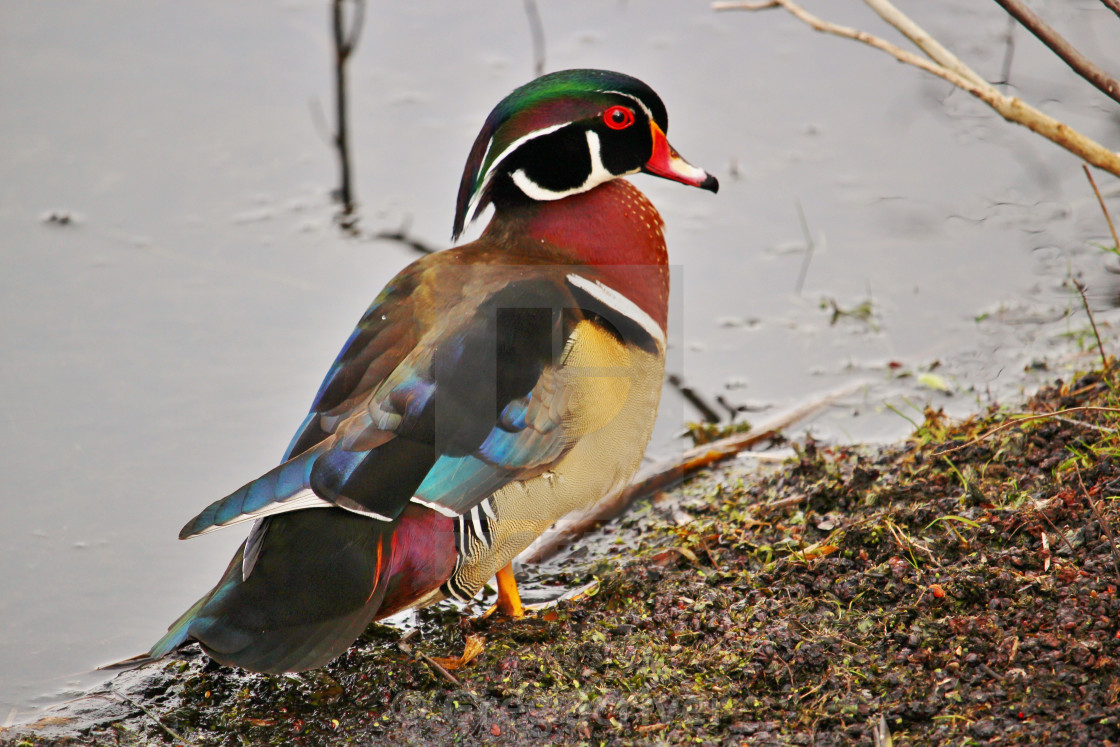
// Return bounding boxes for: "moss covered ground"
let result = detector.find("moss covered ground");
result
[6,366,1120,746]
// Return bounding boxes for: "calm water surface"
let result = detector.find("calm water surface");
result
[3,0,1119,716]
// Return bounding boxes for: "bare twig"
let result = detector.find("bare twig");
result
[1084,164,1120,251]
[716,394,743,421]
[993,0,1120,107]
[862,0,986,88]
[523,0,546,76]
[667,374,722,423]
[712,0,1120,179]
[522,379,866,563]
[331,0,364,218]
[370,227,438,255]
[1072,278,1110,370]
[1075,468,1120,585]
[417,652,463,687]
[397,631,464,689]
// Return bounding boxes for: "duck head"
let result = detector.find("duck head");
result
[453,69,719,240]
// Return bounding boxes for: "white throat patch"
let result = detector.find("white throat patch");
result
[511,130,637,202]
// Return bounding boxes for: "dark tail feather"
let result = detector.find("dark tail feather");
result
[98,651,160,671]
[150,510,394,674]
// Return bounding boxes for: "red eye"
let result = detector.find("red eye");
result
[603,105,635,130]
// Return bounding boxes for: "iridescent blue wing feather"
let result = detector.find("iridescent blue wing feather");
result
[178,262,586,539]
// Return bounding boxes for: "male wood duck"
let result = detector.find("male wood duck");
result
[149,69,717,673]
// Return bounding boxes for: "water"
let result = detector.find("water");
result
[3,0,1119,718]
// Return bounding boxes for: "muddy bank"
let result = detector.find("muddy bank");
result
[5,365,1120,746]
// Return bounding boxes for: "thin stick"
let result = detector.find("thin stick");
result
[863,0,987,89]
[993,0,1120,107]
[397,632,464,689]
[1083,164,1120,251]
[1034,503,1078,557]
[667,374,721,423]
[417,652,463,687]
[712,0,1120,179]
[1072,279,1109,370]
[111,685,194,745]
[370,227,438,255]
[331,0,364,218]
[522,379,866,563]
[1051,415,1111,434]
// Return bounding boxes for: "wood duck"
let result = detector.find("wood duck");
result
[149,69,718,674]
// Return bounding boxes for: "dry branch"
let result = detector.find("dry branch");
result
[993,0,1120,107]
[712,0,1120,179]
[331,0,364,219]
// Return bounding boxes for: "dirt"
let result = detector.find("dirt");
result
[5,365,1120,746]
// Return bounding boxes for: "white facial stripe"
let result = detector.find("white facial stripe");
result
[566,273,666,348]
[601,89,655,121]
[465,91,653,226]
[510,130,637,202]
[466,122,570,225]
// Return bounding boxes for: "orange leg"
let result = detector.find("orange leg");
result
[495,562,525,618]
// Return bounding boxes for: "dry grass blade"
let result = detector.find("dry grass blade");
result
[1072,278,1109,371]
[872,712,894,747]
[935,407,1120,456]
[1083,164,1120,252]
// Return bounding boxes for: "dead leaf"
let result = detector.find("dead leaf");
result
[677,546,700,564]
[26,717,77,729]
[802,543,839,560]
[430,634,485,671]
